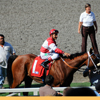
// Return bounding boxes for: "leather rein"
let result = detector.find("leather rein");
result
[61,51,98,70]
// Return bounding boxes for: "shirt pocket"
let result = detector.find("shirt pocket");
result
[4,46,10,52]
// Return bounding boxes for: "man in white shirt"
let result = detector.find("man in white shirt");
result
[0,34,16,88]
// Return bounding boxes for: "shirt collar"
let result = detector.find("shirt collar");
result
[45,85,52,88]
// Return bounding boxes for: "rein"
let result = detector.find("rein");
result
[61,51,98,70]
[60,57,78,69]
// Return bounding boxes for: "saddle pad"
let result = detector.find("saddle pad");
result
[31,56,45,77]
[31,56,52,77]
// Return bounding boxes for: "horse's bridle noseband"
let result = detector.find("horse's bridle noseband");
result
[87,51,100,73]
[87,51,97,70]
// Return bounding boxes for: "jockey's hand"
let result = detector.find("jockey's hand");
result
[64,52,70,57]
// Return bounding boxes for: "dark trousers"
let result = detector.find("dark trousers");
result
[81,26,99,54]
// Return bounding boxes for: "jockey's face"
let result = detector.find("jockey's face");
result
[51,33,58,40]
[0,36,4,45]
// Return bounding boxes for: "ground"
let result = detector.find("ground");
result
[1,0,99,84]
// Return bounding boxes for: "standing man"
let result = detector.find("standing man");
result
[0,34,16,88]
[78,3,100,59]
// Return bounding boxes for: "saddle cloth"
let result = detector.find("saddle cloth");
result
[31,56,52,77]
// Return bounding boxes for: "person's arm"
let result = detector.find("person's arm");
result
[78,22,83,34]
[56,92,63,96]
[78,13,83,34]
[49,43,64,54]
[9,44,16,55]
[93,21,98,33]
[49,43,70,57]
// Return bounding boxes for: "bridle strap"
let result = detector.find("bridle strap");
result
[60,57,78,69]
[87,51,98,70]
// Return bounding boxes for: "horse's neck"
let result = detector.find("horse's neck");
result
[64,53,88,69]
[78,53,89,67]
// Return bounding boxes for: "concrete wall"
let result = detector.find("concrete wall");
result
[1,0,100,55]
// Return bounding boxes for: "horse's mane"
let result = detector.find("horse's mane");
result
[62,52,85,59]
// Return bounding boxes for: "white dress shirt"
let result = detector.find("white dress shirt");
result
[79,11,96,27]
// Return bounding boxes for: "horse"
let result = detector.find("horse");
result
[7,48,100,95]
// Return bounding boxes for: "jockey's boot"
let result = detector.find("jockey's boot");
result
[41,59,50,69]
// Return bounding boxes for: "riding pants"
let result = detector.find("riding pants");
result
[40,52,59,61]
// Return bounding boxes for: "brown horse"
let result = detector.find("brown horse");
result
[7,48,99,95]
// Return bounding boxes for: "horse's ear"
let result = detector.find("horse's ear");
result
[90,47,93,54]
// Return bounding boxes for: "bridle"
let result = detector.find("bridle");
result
[87,51,97,70]
[87,51,100,73]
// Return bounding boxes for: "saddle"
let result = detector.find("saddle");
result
[31,56,53,77]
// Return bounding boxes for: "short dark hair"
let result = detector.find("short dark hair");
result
[63,87,72,96]
[0,34,5,38]
[45,75,54,85]
[85,3,91,9]
[65,87,96,96]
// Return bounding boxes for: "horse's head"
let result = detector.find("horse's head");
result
[86,48,100,72]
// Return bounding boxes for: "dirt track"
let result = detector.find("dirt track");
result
[1,0,100,84]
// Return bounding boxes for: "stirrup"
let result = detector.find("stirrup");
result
[41,63,48,70]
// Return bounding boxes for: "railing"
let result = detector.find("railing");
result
[0,86,95,96]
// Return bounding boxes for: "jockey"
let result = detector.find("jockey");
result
[40,29,70,69]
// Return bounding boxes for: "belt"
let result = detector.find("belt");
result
[82,25,93,28]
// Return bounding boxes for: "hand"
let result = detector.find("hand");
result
[57,92,63,96]
[64,52,70,57]
[78,30,81,34]
[95,28,98,34]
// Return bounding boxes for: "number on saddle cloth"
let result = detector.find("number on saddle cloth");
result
[31,56,52,77]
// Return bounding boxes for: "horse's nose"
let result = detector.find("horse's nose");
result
[97,62,100,66]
